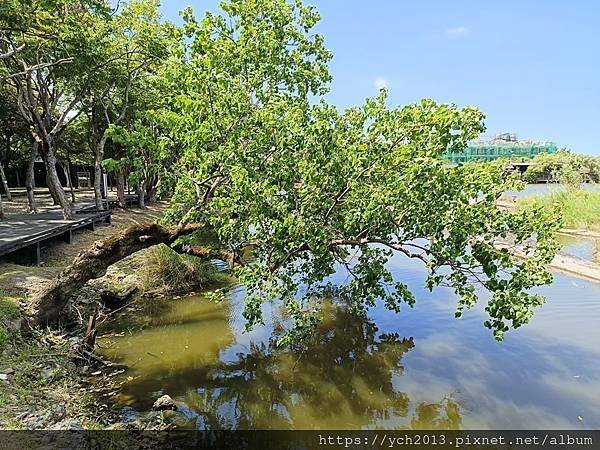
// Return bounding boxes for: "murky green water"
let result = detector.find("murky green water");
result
[98,246,600,430]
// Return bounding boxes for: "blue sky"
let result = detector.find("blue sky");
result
[157,1,599,155]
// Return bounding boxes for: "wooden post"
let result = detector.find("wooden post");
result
[62,229,73,244]
[30,242,41,266]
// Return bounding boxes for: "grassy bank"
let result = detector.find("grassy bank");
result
[0,287,107,429]
[134,244,230,294]
[518,189,600,232]
[0,201,233,429]
[0,204,168,429]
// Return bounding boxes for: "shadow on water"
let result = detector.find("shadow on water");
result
[98,244,600,430]
[99,300,462,430]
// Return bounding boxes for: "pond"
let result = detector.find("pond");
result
[98,245,600,430]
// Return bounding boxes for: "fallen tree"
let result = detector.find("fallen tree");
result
[23,0,561,344]
[25,222,228,326]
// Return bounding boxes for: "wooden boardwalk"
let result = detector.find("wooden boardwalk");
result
[0,205,112,266]
[0,192,147,265]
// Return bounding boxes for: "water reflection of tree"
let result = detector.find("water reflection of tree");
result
[172,303,461,430]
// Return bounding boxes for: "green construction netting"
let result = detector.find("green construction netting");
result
[444,142,558,164]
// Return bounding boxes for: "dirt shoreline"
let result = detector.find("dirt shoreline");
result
[0,202,168,430]
[557,228,600,240]
[548,252,600,282]
[495,240,600,283]
[495,197,600,277]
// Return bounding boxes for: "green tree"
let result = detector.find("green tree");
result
[106,116,164,208]
[158,0,559,342]
[25,0,563,342]
[104,58,186,208]
[1,0,113,219]
[524,149,600,188]
[83,0,177,210]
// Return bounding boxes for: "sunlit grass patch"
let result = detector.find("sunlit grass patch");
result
[517,189,600,232]
[139,244,229,293]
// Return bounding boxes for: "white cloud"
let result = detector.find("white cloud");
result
[447,26,468,35]
[374,77,388,90]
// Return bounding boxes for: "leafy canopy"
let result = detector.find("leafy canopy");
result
[0,0,561,342]
[156,0,562,343]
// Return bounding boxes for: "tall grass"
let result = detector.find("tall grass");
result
[518,189,600,231]
[0,294,19,349]
[140,244,229,293]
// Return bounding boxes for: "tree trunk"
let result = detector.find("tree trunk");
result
[93,137,107,211]
[116,168,126,208]
[0,188,4,220]
[146,173,159,203]
[39,139,74,220]
[0,162,12,201]
[0,133,13,201]
[46,173,60,205]
[26,223,206,326]
[67,163,76,203]
[26,142,38,214]
[61,161,76,203]
[137,182,145,208]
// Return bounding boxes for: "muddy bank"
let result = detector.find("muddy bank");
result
[558,228,600,240]
[548,252,600,281]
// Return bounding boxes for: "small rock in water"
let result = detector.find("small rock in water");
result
[152,395,177,411]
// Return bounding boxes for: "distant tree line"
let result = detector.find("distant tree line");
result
[523,150,600,188]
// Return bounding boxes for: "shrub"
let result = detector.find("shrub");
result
[140,244,227,293]
[523,150,600,186]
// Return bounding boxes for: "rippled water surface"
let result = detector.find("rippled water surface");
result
[98,247,600,430]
